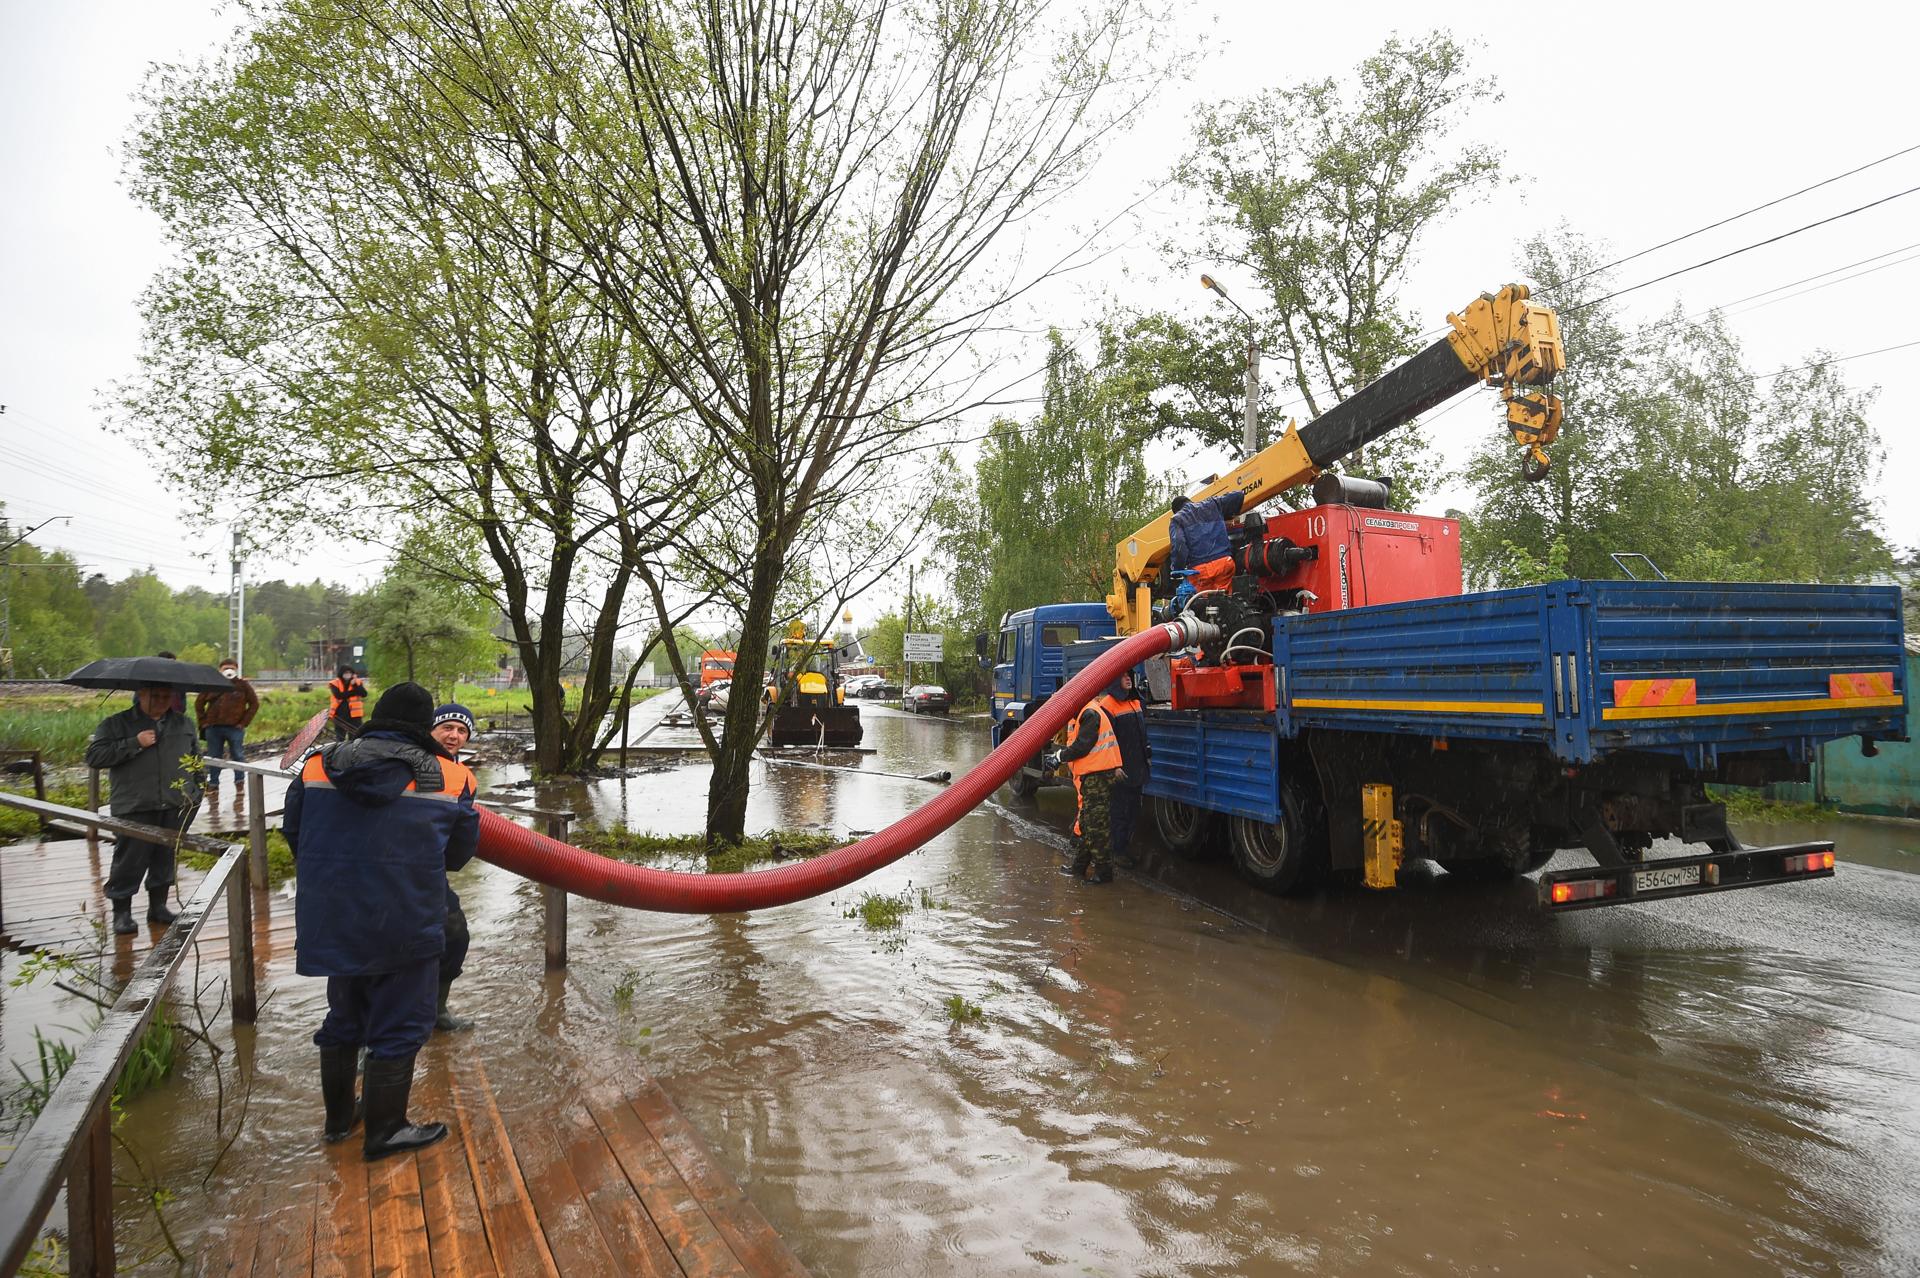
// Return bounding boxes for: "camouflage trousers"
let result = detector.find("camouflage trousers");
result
[1074,770,1118,868]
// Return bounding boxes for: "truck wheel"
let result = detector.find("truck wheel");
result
[1229,774,1328,894]
[1153,798,1220,859]
[1440,857,1519,883]
[1007,764,1041,799]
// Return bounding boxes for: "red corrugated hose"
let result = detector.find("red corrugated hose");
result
[282,616,1213,912]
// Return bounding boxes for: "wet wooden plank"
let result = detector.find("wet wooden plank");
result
[551,1101,683,1278]
[313,1142,374,1278]
[368,1148,433,1278]
[412,1067,499,1278]
[496,1096,623,1278]
[627,1079,810,1278]
[200,1184,267,1276]
[586,1087,744,1278]
[252,1178,320,1277]
[450,1063,561,1278]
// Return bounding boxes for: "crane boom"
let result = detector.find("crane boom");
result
[1107,284,1565,633]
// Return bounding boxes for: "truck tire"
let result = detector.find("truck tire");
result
[1228,777,1327,894]
[1153,798,1220,859]
[1007,764,1041,799]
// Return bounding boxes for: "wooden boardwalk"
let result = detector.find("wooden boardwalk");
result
[1,828,810,1277]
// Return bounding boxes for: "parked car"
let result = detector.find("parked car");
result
[850,680,901,700]
[904,684,950,715]
[843,674,884,696]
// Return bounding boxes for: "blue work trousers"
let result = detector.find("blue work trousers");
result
[313,958,438,1060]
[202,725,246,787]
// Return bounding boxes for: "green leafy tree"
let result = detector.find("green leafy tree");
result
[358,528,500,697]
[1171,32,1507,503]
[1464,228,1893,586]
[121,0,701,774]
[937,333,1168,639]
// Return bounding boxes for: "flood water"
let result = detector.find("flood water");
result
[56,698,1920,1274]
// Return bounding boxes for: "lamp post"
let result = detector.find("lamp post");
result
[1201,273,1261,455]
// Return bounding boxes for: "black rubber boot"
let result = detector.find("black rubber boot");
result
[146,889,177,925]
[1059,851,1092,879]
[320,1046,362,1144]
[362,1053,447,1161]
[111,899,137,936]
[434,982,474,1033]
[1088,864,1114,885]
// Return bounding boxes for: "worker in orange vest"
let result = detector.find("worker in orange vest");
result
[327,665,368,741]
[1046,675,1135,884]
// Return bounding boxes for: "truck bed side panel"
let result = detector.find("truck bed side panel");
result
[1281,588,1556,745]
[1141,710,1280,824]
[1582,581,1907,763]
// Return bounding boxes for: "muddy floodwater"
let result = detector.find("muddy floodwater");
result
[65,700,1920,1274]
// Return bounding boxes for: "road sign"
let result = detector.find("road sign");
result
[903,632,943,663]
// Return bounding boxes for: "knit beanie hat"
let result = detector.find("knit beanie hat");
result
[433,703,476,736]
[368,681,435,731]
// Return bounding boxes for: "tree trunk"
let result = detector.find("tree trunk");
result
[705,544,781,846]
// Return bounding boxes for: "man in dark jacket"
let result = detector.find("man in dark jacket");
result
[1168,490,1247,594]
[285,682,478,1160]
[84,683,202,935]
[195,658,259,806]
[1104,671,1150,866]
[327,665,368,742]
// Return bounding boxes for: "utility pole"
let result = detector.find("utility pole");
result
[904,562,914,693]
[1202,273,1262,455]
[0,515,10,678]
[227,526,246,671]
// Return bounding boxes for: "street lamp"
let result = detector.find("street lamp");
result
[1201,274,1261,455]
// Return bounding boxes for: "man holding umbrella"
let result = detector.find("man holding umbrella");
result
[79,663,212,935]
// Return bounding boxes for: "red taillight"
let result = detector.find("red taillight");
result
[1784,851,1836,874]
[1550,879,1618,906]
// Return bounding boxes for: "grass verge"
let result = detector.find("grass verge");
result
[576,825,845,875]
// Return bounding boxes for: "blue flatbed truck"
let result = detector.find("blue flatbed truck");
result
[998,580,1906,911]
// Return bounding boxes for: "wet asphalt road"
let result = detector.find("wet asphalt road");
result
[78,696,1920,1275]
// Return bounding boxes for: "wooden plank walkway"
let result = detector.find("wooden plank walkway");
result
[1,830,810,1277]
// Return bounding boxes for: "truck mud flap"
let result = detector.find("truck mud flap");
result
[1539,841,1835,911]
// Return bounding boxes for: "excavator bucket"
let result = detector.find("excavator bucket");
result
[768,699,864,748]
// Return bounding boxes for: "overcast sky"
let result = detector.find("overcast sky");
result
[3,1,1917,611]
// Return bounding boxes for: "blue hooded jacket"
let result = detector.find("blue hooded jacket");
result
[1168,490,1247,573]
[285,730,479,977]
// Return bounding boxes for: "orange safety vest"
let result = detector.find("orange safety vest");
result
[1067,701,1123,834]
[328,677,366,721]
[299,748,476,799]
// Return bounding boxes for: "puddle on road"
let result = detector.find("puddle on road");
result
[44,698,1920,1274]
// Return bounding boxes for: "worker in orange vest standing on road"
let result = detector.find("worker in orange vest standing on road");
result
[1047,676,1131,885]
[327,664,368,742]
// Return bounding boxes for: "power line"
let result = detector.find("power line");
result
[1567,182,1920,313]
[1546,141,1920,293]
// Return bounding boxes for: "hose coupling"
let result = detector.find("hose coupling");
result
[1161,612,1223,650]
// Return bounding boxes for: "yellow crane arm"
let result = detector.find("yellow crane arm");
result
[1107,284,1564,633]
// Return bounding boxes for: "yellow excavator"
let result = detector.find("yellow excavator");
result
[765,622,864,747]
[1106,284,1565,634]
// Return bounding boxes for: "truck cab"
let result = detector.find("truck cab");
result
[980,603,1116,794]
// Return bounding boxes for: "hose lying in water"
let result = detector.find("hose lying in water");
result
[275,617,1191,913]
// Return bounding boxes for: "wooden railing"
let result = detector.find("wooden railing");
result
[0,795,259,1278]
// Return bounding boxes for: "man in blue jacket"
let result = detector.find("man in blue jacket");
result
[1168,489,1247,594]
[285,681,479,1160]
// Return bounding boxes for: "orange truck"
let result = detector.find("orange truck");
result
[699,650,736,687]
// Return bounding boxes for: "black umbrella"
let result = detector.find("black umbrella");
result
[63,656,235,694]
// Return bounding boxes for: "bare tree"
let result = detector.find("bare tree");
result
[468,0,1178,842]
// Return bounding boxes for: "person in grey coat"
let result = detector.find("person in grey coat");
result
[84,683,203,935]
